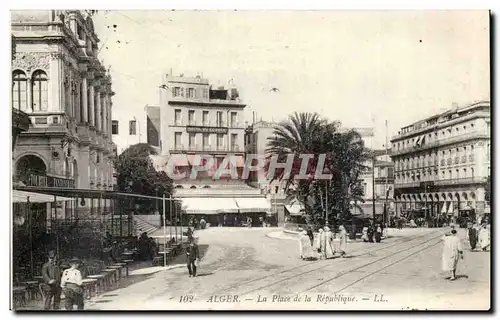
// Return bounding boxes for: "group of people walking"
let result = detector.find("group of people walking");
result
[298,226,349,260]
[41,251,85,310]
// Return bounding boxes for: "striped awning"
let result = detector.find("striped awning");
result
[12,190,74,203]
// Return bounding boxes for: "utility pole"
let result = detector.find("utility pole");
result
[162,194,167,267]
[372,153,376,220]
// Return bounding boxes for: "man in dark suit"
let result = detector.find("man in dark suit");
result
[186,238,200,277]
[41,250,62,310]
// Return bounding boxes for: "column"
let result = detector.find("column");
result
[49,53,61,112]
[81,78,88,123]
[95,90,101,131]
[108,95,113,135]
[100,93,106,134]
[89,84,95,127]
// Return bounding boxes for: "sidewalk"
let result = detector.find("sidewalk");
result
[13,259,175,311]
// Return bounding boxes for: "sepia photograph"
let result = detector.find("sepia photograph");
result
[9,9,491,311]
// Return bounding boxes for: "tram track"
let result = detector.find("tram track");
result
[207,229,443,297]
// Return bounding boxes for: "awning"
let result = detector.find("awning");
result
[12,190,74,203]
[180,197,239,214]
[285,203,305,216]
[235,197,271,213]
[441,202,447,214]
[447,202,454,215]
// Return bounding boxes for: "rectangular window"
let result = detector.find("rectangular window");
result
[129,120,136,135]
[216,111,223,127]
[174,132,182,148]
[202,111,209,126]
[231,134,237,151]
[217,134,224,149]
[188,133,196,148]
[188,110,195,125]
[112,120,119,135]
[231,112,237,127]
[187,88,195,98]
[174,109,181,125]
[173,87,181,97]
[202,133,209,149]
[203,88,209,99]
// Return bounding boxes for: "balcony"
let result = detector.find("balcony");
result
[434,177,487,186]
[16,172,76,189]
[390,130,490,156]
[395,176,487,189]
[171,144,243,153]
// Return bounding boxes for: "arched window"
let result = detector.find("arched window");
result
[32,70,48,111]
[12,70,28,111]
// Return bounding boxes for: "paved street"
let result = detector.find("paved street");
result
[87,227,490,311]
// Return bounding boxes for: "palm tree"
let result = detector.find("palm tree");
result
[266,112,370,227]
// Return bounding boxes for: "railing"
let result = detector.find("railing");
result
[394,181,421,189]
[434,177,487,186]
[17,172,75,189]
[391,130,490,156]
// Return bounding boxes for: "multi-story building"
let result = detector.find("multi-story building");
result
[145,105,160,149]
[244,120,288,223]
[11,10,116,209]
[111,115,146,155]
[158,74,271,225]
[390,101,491,219]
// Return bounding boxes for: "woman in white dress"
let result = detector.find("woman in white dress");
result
[298,231,315,260]
[320,226,335,259]
[478,223,490,251]
[338,225,348,258]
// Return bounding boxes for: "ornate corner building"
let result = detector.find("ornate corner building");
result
[11,10,116,212]
[390,101,491,218]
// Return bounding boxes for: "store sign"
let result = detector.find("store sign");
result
[186,126,228,134]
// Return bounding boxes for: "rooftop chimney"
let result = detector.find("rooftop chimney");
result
[452,102,458,110]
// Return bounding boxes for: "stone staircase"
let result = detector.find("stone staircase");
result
[134,216,160,236]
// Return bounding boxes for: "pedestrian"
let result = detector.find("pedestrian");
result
[367,224,375,242]
[200,217,207,230]
[320,226,335,259]
[60,257,84,310]
[441,229,464,281]
[247,216,253,228]
[374,224,382,243]
[478,224,490,251]
[466,222,478,251]
[186,237,201,277]
[298,231,315,260]
[305,226,313,246]
[41,250,62,310]
[361,226,369,242]
[315,228,323,258]
[338,225,348,258]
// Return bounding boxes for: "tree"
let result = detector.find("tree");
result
[115,143,173,215]
[266,112,369,228]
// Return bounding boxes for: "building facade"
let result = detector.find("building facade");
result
[157,74,271,224]
[159,74,247,183]
[11,10,116,210]
[390,101,491,219]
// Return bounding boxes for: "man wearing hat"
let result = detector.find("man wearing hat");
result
[60,257,84,310]
[186,237,200,277]
[41,250,62,310]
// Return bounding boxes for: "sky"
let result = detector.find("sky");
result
[92,10,490,148]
